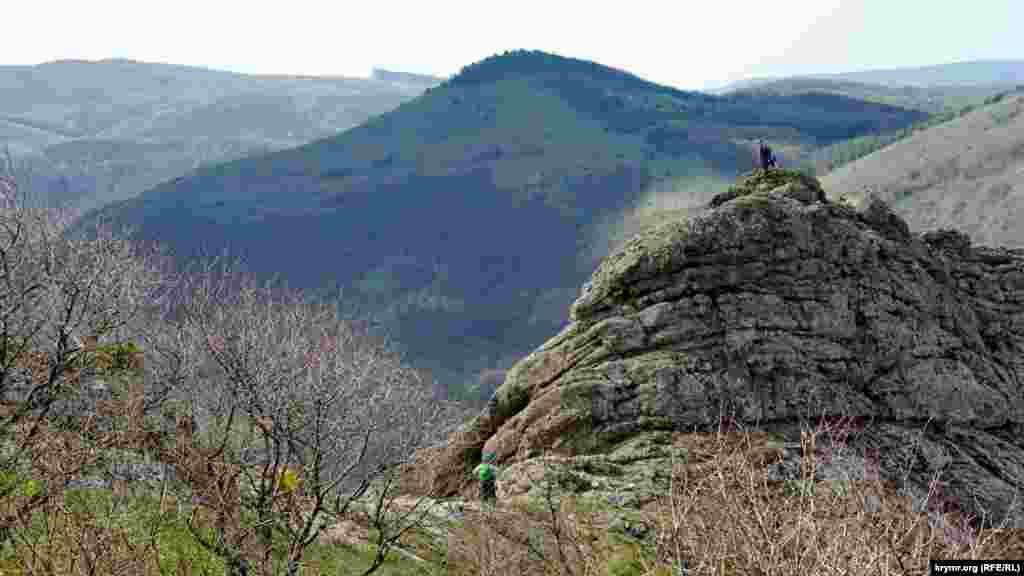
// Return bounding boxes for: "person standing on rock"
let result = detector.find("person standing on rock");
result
[758,140,778,170]
[474,452,499,507]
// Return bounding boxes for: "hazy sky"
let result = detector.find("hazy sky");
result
[4,0,1021,90]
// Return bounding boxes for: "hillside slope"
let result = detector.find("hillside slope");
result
[0,58,440,211]
[72,50,928,397]
[822,91,1024,248]
[724,77,1011,114]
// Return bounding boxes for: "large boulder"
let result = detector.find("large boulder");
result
[409,169,1024,529]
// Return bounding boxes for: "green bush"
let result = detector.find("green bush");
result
[73,341,141,374]
[984,92,1007,106]
[0,471,40,498]
[0,336,31,365]
[607,552,645,576]
[783,478,816,498]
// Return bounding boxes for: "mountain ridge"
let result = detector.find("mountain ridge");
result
[71,49,928,398]
[0,58,440,212]
[713,59,1024,93]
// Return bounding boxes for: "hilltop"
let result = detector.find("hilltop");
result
[0,58,438,212]
[822,91,1024,248]
[71,49,928,399]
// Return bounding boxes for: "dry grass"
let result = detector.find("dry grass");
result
[446,493,611,576]
[821,93,1024,247]
[443,416,1024,576]
[2,337,1021,575]
[646,424,1023,575]
[2,404,1021,575]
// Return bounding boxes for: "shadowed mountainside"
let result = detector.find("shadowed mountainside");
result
[70,50,928,399]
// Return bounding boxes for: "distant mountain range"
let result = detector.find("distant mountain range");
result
[370,68,445,86]
[809,60,1024,87]
[0,58,441,212]
[71,49,929,400]
[713,59,1024,96]
[11,57,1014,219]
[822,90,1024,249]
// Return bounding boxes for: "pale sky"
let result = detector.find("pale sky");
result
[4,0,1021,90]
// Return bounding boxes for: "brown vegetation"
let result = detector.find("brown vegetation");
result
[436,416,1024,575]
[0,159,465,575]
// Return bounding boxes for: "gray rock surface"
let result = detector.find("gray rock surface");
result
[412,169,1024,530]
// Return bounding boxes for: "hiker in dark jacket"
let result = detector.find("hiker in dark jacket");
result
[758,140,768,169]
[758,140,778,170]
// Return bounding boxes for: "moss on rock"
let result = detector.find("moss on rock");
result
[710,169,826,208]
[572,219,691,321]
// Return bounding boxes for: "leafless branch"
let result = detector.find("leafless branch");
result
[143,254,464,573]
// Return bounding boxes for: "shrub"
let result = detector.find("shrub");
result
[81,341,142,374]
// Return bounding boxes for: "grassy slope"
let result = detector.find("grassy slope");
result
[72,50,928,398]
[806,89,1020,175]
[821,92,1024,248]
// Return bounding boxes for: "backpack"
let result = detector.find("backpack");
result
[475,463,496,482]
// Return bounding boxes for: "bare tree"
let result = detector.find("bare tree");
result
[146,255,463,575]
[0,147,465,574]
[0,148,176,558]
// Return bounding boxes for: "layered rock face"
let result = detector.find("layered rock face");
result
[413,169,1024,528]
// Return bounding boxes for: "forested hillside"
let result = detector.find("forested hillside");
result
[72,50,928,400]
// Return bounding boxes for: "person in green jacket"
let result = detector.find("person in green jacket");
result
[473,452,499,506]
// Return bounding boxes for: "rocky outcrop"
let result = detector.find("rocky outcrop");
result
[410,169,1024,529]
